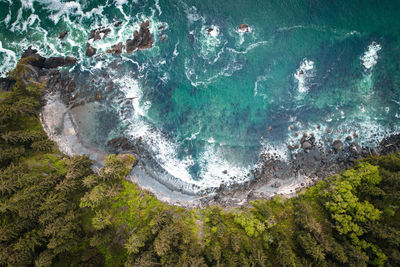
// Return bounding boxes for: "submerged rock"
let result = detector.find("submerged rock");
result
[126,21,153,53]
[85,43,97,57]
[59,31,68,39]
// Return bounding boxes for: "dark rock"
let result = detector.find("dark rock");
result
[332,140,343,151]
[107,42,124,56]
[21,47,76,69]
[22,46,38,58]
[222,170,228,174]
[238,24,250,32]
[114,21,123,27]
[89,27,111,41]
[59,31,68,39]
[349,142,361,155]
[126,21,153,53]
[158,26,164,30]
[206,28,214,35]
[346,135,352,141]
[85,43,97,57]
[106,137,138,153]
[41,56,77,69]
[0,77,16,91]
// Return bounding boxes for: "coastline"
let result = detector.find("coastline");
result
[41,89,399,207]
[40,90,315,207]
[30,50,400,208]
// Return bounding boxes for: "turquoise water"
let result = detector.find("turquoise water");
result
[1,0,400,190]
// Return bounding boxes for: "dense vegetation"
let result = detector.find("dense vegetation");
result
[0,59,399,266]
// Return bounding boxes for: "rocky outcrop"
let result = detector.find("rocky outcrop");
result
[20,47,77,69]
[126,21,153,53]
[332,140,343,151]
[89,27,111,41]
[40,57,77,69]
[206,28,214,35]
[106,42,124,56]
[238,24,250,32]
[300,133,315,151]
[85,43,97,57]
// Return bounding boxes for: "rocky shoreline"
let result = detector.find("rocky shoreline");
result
[11,48,400,208]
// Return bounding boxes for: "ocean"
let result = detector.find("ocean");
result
[1,0,400,192]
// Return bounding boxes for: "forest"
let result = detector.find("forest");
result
[0,58,399,266]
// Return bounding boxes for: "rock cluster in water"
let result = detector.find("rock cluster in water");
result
[89,26,111,41]
[84,20,153,58]
[126,20,153,53]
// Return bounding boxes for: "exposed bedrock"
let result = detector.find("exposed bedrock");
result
[85,43,97,57]
[126,20,153,53]
[238,24,250,32]
[22,46,77,69]
[89,27,111,41]
[106,42,124,56]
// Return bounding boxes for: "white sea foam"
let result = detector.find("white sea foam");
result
[10,7,23,32]
[200,25,221,56]
[3,13,11,26]
[197,144,252,187]
[21,14,40,32]
[259,138,291,161]
[172,41,179,57]
[155,0,162,15]
[115,75,196,185]
[185,6,205,24]
[0,41,17,77]
[184,57,242,87]
[294,58,314,93]
[254,74,269,97]
[115,73,255,190]
[361,42,381,70]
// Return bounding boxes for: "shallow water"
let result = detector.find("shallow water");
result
[1,0,400,192]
